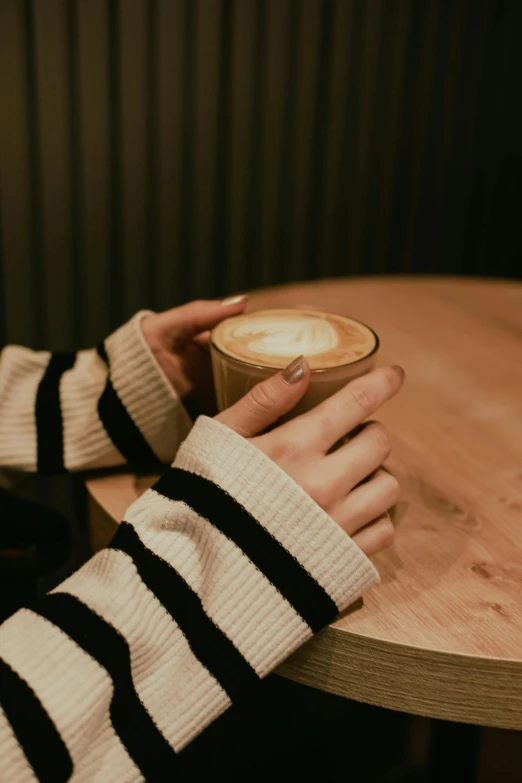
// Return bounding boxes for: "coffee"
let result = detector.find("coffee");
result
[211,308,379,417]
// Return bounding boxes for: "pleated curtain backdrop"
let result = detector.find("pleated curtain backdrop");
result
[1,0,521,351]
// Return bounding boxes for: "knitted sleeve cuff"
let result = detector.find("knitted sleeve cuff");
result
[102,311,193,465]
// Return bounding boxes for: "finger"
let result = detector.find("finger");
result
[159,296,248,343]
[326,421,393,494]
[351,513,395,557]
[193,331,211,350]
[335,469,400,536]
[290,365,405,453]
[216,356,310,438]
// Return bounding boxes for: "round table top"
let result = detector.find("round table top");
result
[86,276,522,730]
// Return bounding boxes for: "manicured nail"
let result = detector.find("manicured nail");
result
[220,294,247,307]
[392,365,405,381]
[282,355,306,385]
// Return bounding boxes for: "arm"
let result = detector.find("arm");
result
[0,312,192,473]
[0,417,378,782]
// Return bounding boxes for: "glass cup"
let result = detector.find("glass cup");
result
[210,310,380,421]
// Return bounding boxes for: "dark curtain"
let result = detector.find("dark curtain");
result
[0,0,521,351]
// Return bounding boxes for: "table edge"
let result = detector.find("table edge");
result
[277,624,522,729]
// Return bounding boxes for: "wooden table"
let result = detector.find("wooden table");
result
[87,277,522,739]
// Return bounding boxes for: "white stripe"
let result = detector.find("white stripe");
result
[105,313,192,464]
[0,346,49,471]
[56,547,230,752]
[0,609,137,781]
[0,705,38,783]
[72,713,141,783]
[61,349,124,471]
[176,417,380,609]
[126,491,312,677]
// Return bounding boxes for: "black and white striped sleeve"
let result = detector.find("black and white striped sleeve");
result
[0,312,192,473]
[0,417,379,782]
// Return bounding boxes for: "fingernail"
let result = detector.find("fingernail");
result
[392,365,405,381]
[282,355,306,385]
[220,294,247,307]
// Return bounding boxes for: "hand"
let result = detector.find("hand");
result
[216,359,404,556]
[141,296,247,418]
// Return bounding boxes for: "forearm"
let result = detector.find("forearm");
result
[0,417,378,782]
[0,313,192,473]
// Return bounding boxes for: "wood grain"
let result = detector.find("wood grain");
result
[86,277,522,729]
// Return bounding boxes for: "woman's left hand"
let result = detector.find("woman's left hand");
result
[141,295,247,418]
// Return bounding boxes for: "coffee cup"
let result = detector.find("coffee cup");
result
[210,308,379,419]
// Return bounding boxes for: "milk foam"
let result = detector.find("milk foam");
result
[231,315,339,358]
[212,309,377,370]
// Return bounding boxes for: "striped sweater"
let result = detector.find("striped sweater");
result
[0,312,379,782]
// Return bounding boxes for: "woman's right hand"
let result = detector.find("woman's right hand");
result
[215,357,404,557]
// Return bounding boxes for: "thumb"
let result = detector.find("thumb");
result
[161,296,248,343]
[215,356,310,438]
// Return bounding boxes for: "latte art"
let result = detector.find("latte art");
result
[232,316,340,359]
[211,309,377,370]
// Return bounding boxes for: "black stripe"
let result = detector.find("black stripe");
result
[96,340,109,364]
[96,357,163,470]
[35,352,77,474]
[32,592,178,779]
[111,522,261,702]
[0,656,73,782]
[154,469,339,632]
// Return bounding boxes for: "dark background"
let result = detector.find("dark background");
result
[1,0,521,353]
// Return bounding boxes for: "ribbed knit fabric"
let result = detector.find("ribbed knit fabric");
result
[0,320,379,781]
[0,312,192,472]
